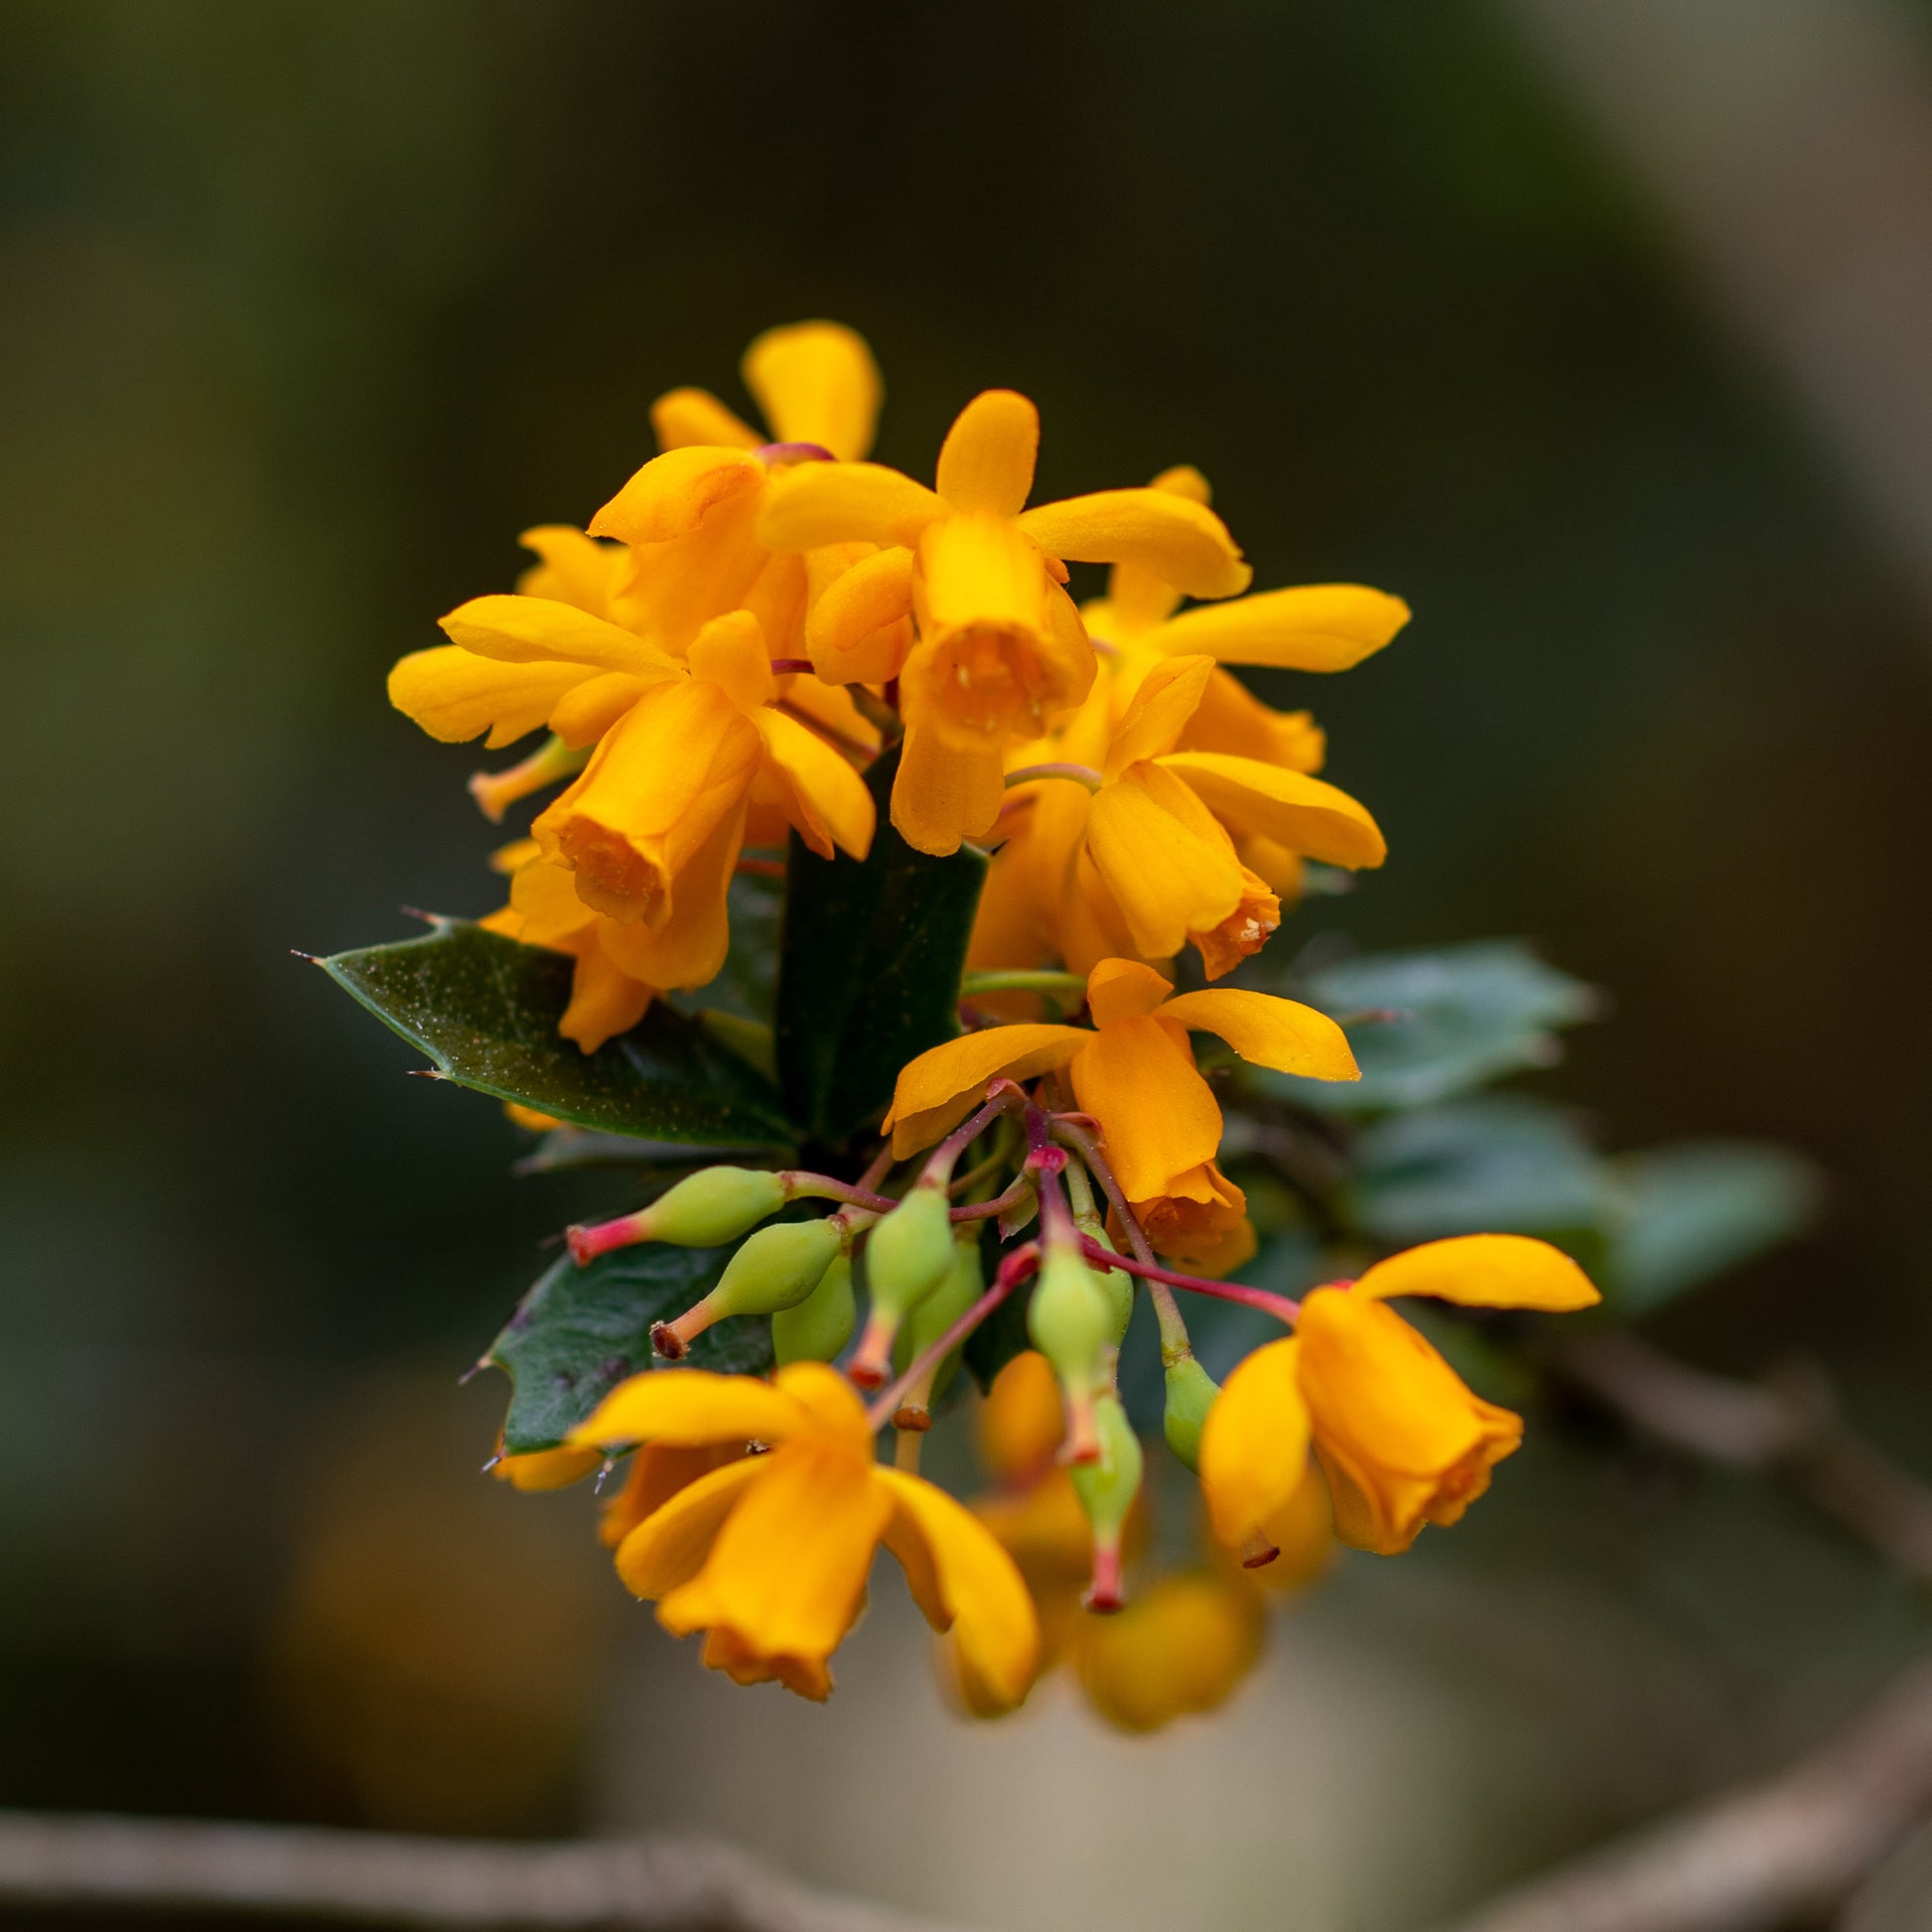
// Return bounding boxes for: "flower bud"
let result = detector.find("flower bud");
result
[891,1231,984,1429]
[1162,1355,1220,1472]
[848,1183,954,1388]
[651,1217,843,1360]
[1027,1247,1114,1463]
[772,1250,856,1366]
[1068,1395,1144,1611]
[569,1167,788,1263]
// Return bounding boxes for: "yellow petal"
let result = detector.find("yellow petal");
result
[1175,672,1326,770]
[588,446,767,546]
[890,717,1007,858]
[1198,1337,1311,1551]
[758,461,948,551]
[742,320,883,462]
[560,943,654,1052]
[1104,655,1216,778]
[1155,752,1387,870]
[595,801,744,990]
[548,670,651,750]
[1354,1234,1600,1311]
[507,851,598,944]
[1017,489,1251,600]
[886,1024,1090,1158]
[806,545,917,678]
[1152,584,1411,671]
[1084,957,1174,1026]
[388,645,596,749]
[607,491,768,657]
[1067,1018,1222,1201]
[686,609,775,712]
[878,1465,1041,1713]
[612,1454,766,1597]
[649,386,760,454]
[1074,1570,1266,1733]
[569,1368,809,1450]
[1157,987,1360,1083]
[1104,465,1212,634]
[934,389,1039,517]
[515,525,622,617]
[439,594,680,678]
[1083,762,1246,960]
[656,1443,890,1689]
[754,708,876,860]
[772,1360,879,1453]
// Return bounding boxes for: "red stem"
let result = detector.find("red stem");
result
[863,1244,1040,1432]
[1076,1236,1301,1326]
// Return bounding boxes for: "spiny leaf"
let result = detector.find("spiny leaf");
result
[488,1240,774,1453]
[320,919,793,1146]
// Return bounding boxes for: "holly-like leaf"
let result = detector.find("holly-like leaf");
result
[319,919,794,1147]
[1350,1096,1608,1245]
[775,748,988,1149]
[487,1241,774,1452]
[1605,1142,1821,1315]
[1264,939,1600,1113]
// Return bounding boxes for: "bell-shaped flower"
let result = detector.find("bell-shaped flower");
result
[1198,1236,1599,1558]
[480,840,659,1053]
[758,389,1253,855]
[568,1361,1040,1707]
[887,958,1357,1269]
[990,655,1386,985]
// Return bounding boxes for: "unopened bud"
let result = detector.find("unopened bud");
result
[891,1231,984,1426]
[652,1217,843,1359]
[848,1183,954,1388]
[772,1250,856,1366]
[1069,1395,1144,1612]
[1065,1162,1131,1342]
[569,1166,787,1263]
[1162,1355,1220,1472]
[1028,1247,1114,1463]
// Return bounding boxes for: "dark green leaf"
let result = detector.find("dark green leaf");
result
[487,1240,774,1452]
[775,747,988,1148]
[1350,1096,1608,1244]
[1264,939,1600,1112]
[1605,1142,1821,1314]
[319,919,794,1146]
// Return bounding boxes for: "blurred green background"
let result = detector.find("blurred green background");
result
[5,4,1932,1928]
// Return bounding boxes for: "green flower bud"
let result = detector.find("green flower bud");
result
[570,1166,786,1262]
[1162,1354,1220,1472]
[891,1231,984,1422]
[652,1217,843,1360]
[1028,1246,1115,1461]
[772,1250,857,1366]
[848,1183,955,1387]
[1081,1223,1134,1345]
[1068,1395,1144,1611]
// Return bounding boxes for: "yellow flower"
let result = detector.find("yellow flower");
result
[992,654,1386,984]
[758,389,1253,855]
[1072,1571,1267,1733]
[482,841,660,1053]
[1198,1235,1600,1558]
[886,957,1357,1268]
[388,322,887,762]
[569,1361,1039,1706]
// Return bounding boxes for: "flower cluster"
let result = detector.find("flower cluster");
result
[395,322,1600,1725]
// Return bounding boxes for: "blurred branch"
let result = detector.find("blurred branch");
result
[1549,1330,1932,1587]
[1432,1333,1932,1932]
[0,1812,981,1932]
[1433,1658,1932,1932]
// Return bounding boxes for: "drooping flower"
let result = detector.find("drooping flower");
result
[758,389,1253,855]
[986,654,1386,983]
[886,958,1358,1270]
[1198,1235,1599,1558]
[568,1361,1039,1706]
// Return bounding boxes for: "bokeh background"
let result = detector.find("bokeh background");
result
[6,3,1932,1928]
